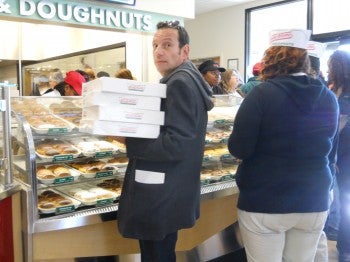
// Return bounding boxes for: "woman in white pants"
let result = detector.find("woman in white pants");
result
[228,29,339,262]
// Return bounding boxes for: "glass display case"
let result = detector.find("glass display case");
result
[10,95,240,261]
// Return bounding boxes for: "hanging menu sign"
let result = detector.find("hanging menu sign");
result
[0,0,182,33]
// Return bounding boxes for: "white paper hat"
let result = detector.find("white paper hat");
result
[307,41,326,58]
[269,29,311,49]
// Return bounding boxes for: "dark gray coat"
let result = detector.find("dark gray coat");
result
[117,60,214,240]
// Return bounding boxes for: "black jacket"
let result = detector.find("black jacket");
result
[118,60,214,240]
[337,91,350,184]
[228,75,339,213]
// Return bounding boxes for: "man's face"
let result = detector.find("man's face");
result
[153,28,189,77]
[203,70,221,87]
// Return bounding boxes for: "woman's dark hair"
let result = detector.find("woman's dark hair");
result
[156,20,189,48]
[54,81,66,96]
[75,69,90,82]
[260,46,310,81]
[328,50,350,93]
[115,68,134,80]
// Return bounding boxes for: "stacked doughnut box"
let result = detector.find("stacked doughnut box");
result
[80,77,166,139]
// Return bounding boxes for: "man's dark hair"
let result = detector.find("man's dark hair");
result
[156,20,189,48]
[97,71,110,78]
[309,56,320,75]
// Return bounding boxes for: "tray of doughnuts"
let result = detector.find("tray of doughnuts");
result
[68,138,120,157]
[205,129,231,144]
[104,136,127,153]
[36,164,80,185]
[90,178,123,196]
[67,160,118,179]
[203,145,230,162]
[104,156,129,167]
[48,100,82,126]
[11,99,51,117]
[38,189,81,214]
[57,183,119,206]
[26,114,75,134]
[35,139,81,160]
[200,166,237,184]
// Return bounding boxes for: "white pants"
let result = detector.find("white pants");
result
[238,209,328,262]
[314,231,329,262]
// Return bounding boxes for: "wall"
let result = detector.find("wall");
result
[185,0,280,77]
[0,65,17,84]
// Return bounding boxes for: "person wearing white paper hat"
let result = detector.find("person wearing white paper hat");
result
[117,20,214,262]
[307,40,336,262]
[307,41,327,85]
[228,29,339,262]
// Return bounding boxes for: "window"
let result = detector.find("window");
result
[245,0,307,80]
[313,0,350,35]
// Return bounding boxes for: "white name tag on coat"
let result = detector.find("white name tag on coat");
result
[135,169,165,184]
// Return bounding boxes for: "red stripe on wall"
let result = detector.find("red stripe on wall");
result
[0,197,14,262]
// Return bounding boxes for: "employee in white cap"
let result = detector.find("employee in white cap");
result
[198,59,226,94]
[228,29,339,262]
[307,41,327,84]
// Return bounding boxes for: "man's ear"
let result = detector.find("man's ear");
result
[182,44,190,59]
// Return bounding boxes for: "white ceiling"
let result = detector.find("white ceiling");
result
[195,0,256,15]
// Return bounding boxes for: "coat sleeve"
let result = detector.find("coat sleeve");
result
[126,75,201,162]
[228,87,264,159]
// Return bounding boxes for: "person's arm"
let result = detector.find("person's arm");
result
[228,87,263,159]
[126,76,200,162]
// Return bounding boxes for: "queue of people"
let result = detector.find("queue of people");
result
[116,24,346,262]
[27,21,349,262]
[112,23,344,262]
[228,29,340,262]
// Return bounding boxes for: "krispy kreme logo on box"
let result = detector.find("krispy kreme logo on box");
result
[128,84,145,92]
[125,111,143,119]
[119,97,137,105]
[119,125,137,133]
[307,43,316,51]
[270,32,293,43]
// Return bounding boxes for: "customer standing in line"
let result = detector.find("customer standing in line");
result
[240,62,263,95]
[117,20,214,262]
[115,68,135,80]
[227,29,339,262]
[307,40,334,262]
[327,50,350,262]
